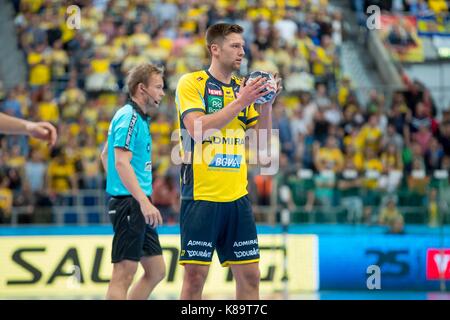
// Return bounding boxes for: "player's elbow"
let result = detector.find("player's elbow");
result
[100,150,107,162]
[183,125,204,143]
[183,114,211,143]
[114,157,129,171]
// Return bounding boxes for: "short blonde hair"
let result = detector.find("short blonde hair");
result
[126,63,164,95]
[205,23,244,55]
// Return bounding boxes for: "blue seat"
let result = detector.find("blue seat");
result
[87,212,101,224]
[64,212,78,224]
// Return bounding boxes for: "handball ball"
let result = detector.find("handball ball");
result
[246,71,277,104]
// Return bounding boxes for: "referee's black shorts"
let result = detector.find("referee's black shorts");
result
[108,196,162,263]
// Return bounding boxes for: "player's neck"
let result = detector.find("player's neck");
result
[208,63,232,85]
[130,94,146,114]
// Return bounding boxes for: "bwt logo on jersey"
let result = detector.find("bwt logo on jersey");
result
[209,154,242,169]
[208,88,223,96]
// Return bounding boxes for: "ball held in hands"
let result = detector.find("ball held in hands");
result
[246,71,277,104]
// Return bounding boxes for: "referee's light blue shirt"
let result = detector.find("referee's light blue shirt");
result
[106,100,153,196]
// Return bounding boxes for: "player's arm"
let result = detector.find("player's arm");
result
[100,141,108,173]
[0,112,57,146]
[114,147,162,227]
[253,104,273,156]
[254,73,282,132]
[182,77,268,142]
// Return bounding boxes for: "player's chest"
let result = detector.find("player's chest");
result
[204,82,238,114]
[135,123,152,154]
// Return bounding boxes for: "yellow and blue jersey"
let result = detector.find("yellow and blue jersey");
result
[106,100,153,196]
[175,70,259,202]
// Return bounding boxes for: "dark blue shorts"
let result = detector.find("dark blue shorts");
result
[179,195,259,267]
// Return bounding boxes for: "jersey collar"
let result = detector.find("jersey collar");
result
[205,69,235,88]
[127,97,151,121]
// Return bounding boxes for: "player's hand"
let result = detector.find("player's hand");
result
[273,73,283,97]
[260,73,283,107]
[139,198,163,228]
[236,76,270,108]
[26,121,57,147]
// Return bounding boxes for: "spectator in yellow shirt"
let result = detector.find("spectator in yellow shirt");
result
[381,143,403,171]
[428,0,448,14]
[363,147,383,190]
[50,40,69,81]
[378,197,404,234]
[6,145,26,170]
[250,49,279,74]
[86,49,117,92]
[28,44,51,88]
[0,176,13,223]
[344,143,364,171]
[314,136,344,172]
[37,89,59,123]
[80,135,100,189]
[359,114,382,154]
[150,113,172,147]
[130,23,151,49]
[59,78,86,122]
[46,147,78,198]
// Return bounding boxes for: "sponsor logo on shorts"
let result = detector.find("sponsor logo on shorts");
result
[186,250,212,258]
[233,239,258,247]
[234,248,259,259]
[187,240,213,247]
[209,154,242,169]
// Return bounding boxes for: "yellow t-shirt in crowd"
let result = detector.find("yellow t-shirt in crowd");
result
[312,47,332,76]
[0,188,13,217]
[364,158,383,189]
[317,147,344,172]
[429,0,448,13]
[90,58,110,73]
[38,101,59,123]
[151,121,172,146]
[28,52,50,86]
[47,161,75,192]
[359,126,382,153]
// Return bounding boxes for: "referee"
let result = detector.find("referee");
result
[101,63,165,300]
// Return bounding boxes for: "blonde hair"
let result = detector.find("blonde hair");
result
[205,23,243,54]
[126,63,164,95]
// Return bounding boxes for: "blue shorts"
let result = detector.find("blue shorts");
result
[179,195,260,267]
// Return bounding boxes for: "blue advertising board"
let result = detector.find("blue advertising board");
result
[319,234,450,290]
